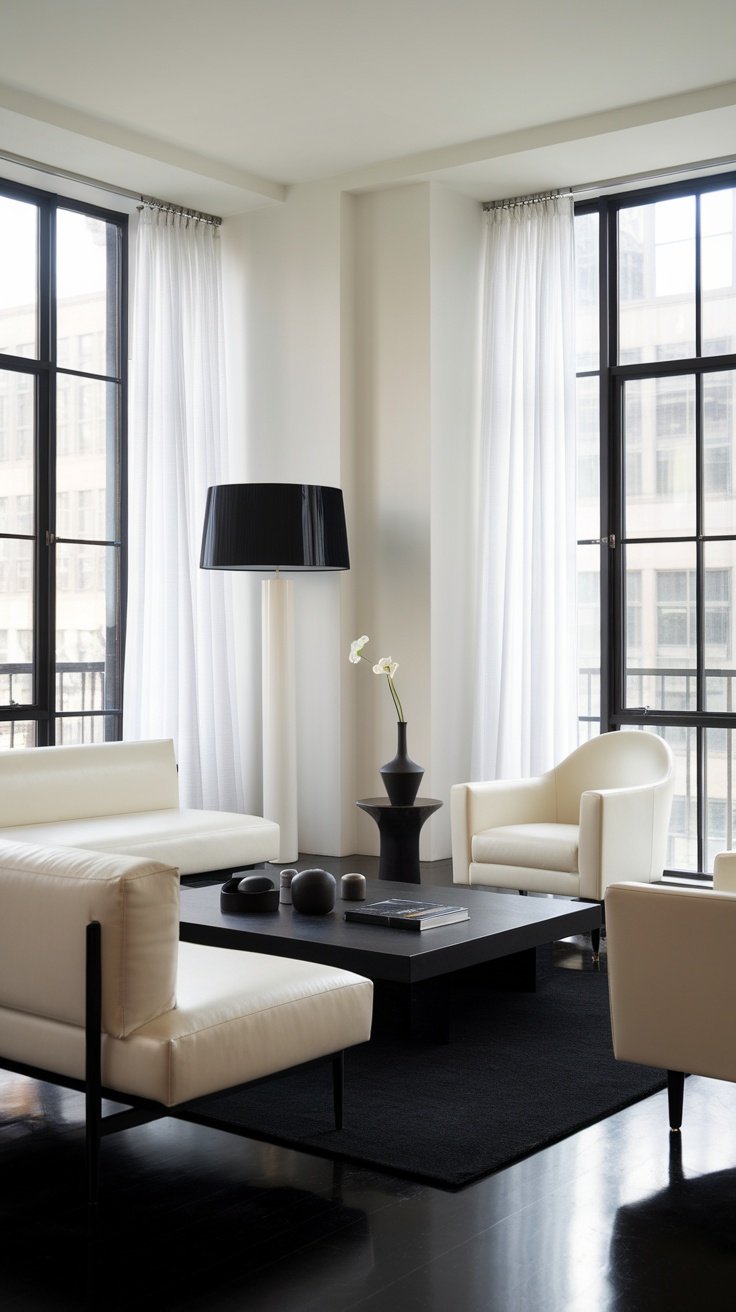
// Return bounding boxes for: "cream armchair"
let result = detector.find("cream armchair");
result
[606,880,736,1130]
[451,732,675,952]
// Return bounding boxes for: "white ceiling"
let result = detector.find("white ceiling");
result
[0,0,735,215]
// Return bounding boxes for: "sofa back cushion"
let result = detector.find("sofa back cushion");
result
[0,739,180,828]
[0,840,179,1038]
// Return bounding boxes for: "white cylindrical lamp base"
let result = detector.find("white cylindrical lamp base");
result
[261,576,298,863]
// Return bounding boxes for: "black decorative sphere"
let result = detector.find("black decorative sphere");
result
[290,868,336,915]
[237,874,274,893]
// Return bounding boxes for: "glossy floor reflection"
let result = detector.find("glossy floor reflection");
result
[3,858,736,1311]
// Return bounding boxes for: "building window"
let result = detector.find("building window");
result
[0,178,127,747]
[575,174,736,876]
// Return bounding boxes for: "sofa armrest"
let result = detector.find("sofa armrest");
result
[450,775,555,884]
[605,881,736,1082]
[713,851,736,892]
[578,780,668,899]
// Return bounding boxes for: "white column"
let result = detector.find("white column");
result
[261,576,298,863]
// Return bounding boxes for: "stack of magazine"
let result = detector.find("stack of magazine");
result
[343,897,469,931]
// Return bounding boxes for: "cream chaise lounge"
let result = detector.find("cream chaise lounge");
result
[0,839,373,1202]
[0,738,280,877]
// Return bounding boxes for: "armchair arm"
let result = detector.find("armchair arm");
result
[451,775,555,884]
[578,774,673,900]
[605,881,736,1083]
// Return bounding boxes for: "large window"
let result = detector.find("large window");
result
[0,180,127,748]
[576,174,736,876]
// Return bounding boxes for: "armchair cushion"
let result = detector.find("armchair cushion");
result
[472,822,579,873]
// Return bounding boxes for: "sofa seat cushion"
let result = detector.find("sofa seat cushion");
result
[0,809,280,876]
[472,822,580,874]
[0,942,374,1106]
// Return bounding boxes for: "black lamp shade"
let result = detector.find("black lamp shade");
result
[200,483,350,572]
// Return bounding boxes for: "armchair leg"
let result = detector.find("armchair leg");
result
[667,1070,685,1132]
[332,1051,344,1130]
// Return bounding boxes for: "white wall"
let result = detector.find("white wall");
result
[221,182,356,854]
[221,178,483,860]
[429,185,484,854]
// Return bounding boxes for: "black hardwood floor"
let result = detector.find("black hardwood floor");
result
[3,855,736,1311]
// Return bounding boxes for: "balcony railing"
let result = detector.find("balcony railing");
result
[1,661,111,746]
[579,664,736,875]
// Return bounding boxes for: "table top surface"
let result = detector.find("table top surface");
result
[356,797,443,811]
[179,877,600,984]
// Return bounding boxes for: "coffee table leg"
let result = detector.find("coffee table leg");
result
[373,979,450,1042]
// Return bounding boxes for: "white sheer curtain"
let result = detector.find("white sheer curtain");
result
[124,206,244,810]
[471,195,578,780]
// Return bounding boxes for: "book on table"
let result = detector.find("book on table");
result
[344,897,469,931]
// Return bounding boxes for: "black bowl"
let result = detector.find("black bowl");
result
[220,874,280,913]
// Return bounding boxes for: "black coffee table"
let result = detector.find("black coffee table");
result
[179,878,601,1041]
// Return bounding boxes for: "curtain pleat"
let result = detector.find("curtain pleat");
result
[124,208,244,810]
[471,197,578,780]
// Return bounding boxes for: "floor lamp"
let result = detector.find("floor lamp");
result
[200,483,350,863]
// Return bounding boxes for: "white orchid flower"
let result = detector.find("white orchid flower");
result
[373,657,398,680]
[349,634,405,721]
[348,634,370,664]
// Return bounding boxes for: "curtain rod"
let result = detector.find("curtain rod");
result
[0,146,223,226]
[483,153,736,210]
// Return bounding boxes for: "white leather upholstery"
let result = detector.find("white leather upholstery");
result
[0,739,280,875]
[605,880,736,1085]
[452,732,675,901]
[0,840,373,1108]
[713,851,736,893]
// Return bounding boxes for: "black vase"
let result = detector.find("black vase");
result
[379,721,423,806]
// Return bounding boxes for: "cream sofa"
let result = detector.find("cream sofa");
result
[0,738,279,877]
[606,879,736,1130]
[0,838,373,1201]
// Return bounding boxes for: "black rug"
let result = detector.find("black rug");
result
[188,967,667,1191]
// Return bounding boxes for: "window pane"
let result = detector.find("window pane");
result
[55,715,107,746]
[704,542,735,710]
[0,720,36,748]
[577,545,600,730]
[0,539,34,707]
[624,542,697,711]
[0,370,35,533]
[575,211,599,371]
[56,377,118,540]
[702,188,736,356]
[618,198,696,364]
[55,543,119,711]
[56,210,118,377]
[576,375,599,538]
[0,196,38,358]
[705,726,734,872]
[623,376,695,538]
[703,370,736,534]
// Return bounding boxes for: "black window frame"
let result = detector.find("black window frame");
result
[577,169,736,878]
[0,175,128,747]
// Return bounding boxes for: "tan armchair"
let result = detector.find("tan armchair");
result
[606,880,736,1130]
[451,731,675,954]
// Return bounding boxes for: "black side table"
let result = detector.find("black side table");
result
[356,797,443,884]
